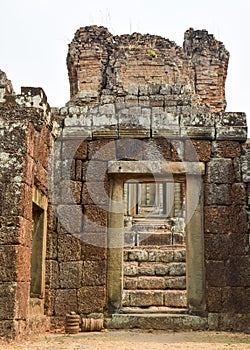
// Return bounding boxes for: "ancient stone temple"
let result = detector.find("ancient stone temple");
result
[0,26,249,339]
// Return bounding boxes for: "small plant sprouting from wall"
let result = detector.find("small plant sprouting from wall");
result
[148,49,158,58]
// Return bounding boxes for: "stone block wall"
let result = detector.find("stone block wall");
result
[204,140,250,330]
[0,84,54,338]
[49,92,249,330]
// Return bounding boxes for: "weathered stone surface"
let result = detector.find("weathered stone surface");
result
[81,240,107,261]
[222,287,250,314]
[185,140,211,162]
[155,265,170,276]
[0,70,14,95]
[228,233,250,256]
[124,263,138,277]
[173,250,186,262]
[84,205,108,232]
[78,286,106,313]
[165,276,186,290]
[44,289,56,316]
[204,234,229,261]
[216,127,247,141]
[0,246,30,282]
[54,289,78,316]
[105,313,208,331]
[59,261,83,288]
[88,139,116,160]
[15,282,30,319]
[0,216,32,246]
[68,27,228,112]
[169,263,186,276]
[84,161,108,182]
[124,277,138,290]
[242,148,250,182]
[170,140,184,161]
[128,290,164,307]
[204,183,232,205]
[213,141,242,158]
[206,287,222,313]
[60,180,82,204]
[64,114,91,128]
[207,159,235,184]
[218,313,250,332]
[116,138,145,161]
[49,316,65,331]
[46,260,59,289]
[231,183,247,205]
[128,250,148,262]
[164,290,187,308]
[227,257,250,286]
[204,206,232,234]
[229,206,248,234]
[138,264,155,276]
[148,250,173,263]
[0,283,16,319]
[215,113,247,141]
[206,261,227,287]
[137,277,165,290]
[46,233,58,260]
[57,234,81,262]
[82,260,106,286]
[56,205,82,233]
[82,181,110,206]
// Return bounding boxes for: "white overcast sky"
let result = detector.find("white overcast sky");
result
[0,0,249,135]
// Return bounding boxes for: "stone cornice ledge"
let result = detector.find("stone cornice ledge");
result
[108,161,205,175]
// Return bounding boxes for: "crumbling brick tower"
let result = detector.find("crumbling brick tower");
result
[0,26,249,339]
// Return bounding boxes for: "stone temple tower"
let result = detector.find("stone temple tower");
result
[0,26,249,339]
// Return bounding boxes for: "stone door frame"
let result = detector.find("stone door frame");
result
[30,187,48,315]
[107,160,206,315]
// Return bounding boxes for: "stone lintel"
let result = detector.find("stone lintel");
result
[181,127,215,140]
[118,129,150,138]
[108,161,205,176]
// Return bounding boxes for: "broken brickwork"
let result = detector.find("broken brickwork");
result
[67,26,229,112]
[0,26,249,338]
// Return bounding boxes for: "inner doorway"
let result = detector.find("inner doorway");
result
[122,180,187,311]
[107,160,205,316]
[123,181,185,246]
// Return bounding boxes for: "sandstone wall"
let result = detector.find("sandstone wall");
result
[47,95,249,330]
[0,86,53,338]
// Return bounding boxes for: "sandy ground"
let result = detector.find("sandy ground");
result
[0,330,250,350]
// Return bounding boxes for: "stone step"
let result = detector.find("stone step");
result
[120,306,188,314]
[124,276,186,290]
[124,249,186,263]
[123,262,186,277]
[104,313,208,331]
[124,232,184,246]
[122,290,187,308]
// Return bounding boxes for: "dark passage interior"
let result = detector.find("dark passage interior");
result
[122,180,187,311]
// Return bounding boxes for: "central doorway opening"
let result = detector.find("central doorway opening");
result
[124,181,185,246]
[122,179,187,312]
[107,160,205,317]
